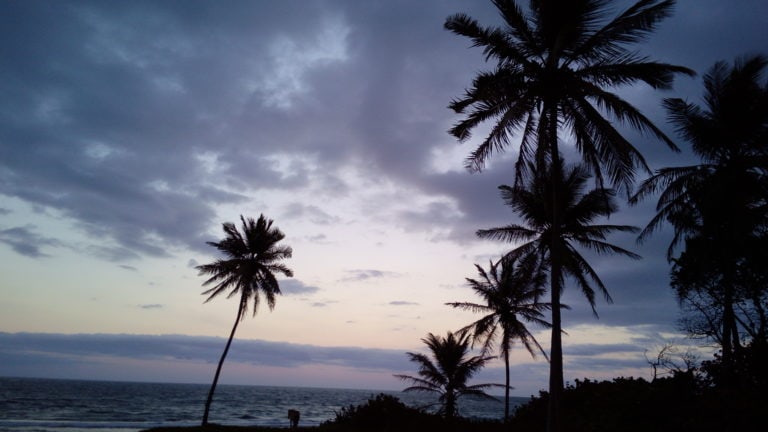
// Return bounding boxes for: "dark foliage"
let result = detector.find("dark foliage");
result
[318,394,504,432]
[141,364,766,432]
[700,339,768,393]
[508,373,765,432]
[631,55,768,380]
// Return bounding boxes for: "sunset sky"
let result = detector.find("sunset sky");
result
[1,0,766,397]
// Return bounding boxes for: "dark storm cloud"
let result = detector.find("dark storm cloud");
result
[0,0,491,260]
[0,0,638,253]
[0,0,354,259]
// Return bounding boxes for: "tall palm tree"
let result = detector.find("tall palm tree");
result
[478,160,640,429]
[447,254,551,420]
[630,55,768,386]
[394,331,498,418]
[196,214,293,426]
[445,1,691,428]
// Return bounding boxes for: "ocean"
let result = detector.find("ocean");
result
[0,377,527,432]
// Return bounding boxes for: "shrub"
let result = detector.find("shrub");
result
[319,393,504,432]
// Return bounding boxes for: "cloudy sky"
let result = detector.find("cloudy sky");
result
[1,0,766,396]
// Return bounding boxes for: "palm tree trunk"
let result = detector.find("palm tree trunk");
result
[202,303,244,426]
[445,390,457,419]
[548,257,564,432]
[546,105,564,432]
[504,349,510,421]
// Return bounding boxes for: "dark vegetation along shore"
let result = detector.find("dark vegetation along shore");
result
[142,355,767,431]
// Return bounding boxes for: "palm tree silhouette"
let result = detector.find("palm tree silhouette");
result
[478,160,640,428]
[394,331,498,418]
[447,254,551,420]
[445,1,691,428]
[631,55,768,386]
[196,214,293,426]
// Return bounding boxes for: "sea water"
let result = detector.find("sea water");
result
[0,377,528,432]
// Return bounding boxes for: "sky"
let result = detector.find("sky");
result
[1,0,766,397]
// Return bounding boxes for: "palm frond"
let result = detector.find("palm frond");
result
[571,0,678,63]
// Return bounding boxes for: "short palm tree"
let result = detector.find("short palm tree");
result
[445,2,692,429]
[630,55,768,384]
[196,214,293,426]
[478,160,640,428]
[394,331,498,418]
[447,254,551,420]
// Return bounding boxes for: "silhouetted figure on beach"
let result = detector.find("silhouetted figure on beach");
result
[288,409,300,428]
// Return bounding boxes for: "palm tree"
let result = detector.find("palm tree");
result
[394,331,499,418]
[447,254,551,420]
[630,55,768,386]
[445,1,692,428]
[445,0,693,190]
[196,214,293,426]
[478,160,640,429]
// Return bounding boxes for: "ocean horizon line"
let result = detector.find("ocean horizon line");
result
[1,375,524,399]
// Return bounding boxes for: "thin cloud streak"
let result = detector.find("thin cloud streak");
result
[0,332,407,372]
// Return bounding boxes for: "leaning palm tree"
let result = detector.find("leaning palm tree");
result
[630,55,768,386]
[478,160,640,429]
[394,331,498,418]
[445,1,692,428]
[196,214,293,426]
[447,254,551,420]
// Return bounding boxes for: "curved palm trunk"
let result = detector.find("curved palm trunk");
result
[202,304,244,426]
